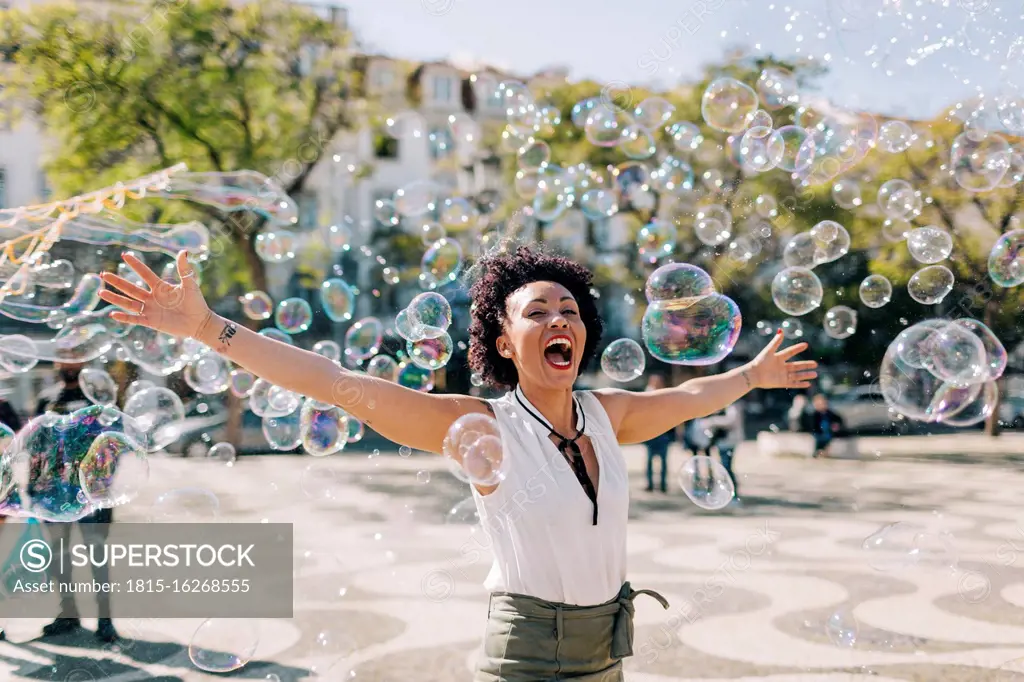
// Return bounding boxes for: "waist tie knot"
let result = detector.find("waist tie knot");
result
[612,581,670,659]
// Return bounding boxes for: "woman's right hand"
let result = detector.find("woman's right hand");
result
[97,250,212,340]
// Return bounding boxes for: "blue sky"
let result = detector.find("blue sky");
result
[329,0,1024,119]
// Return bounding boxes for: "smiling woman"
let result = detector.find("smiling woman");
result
[98,245,817,682]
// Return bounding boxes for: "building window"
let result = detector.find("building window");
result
[298,194,319,229]
[428,127,453,160]
[373,126,399,159]
[0,168,6,209]
[478,79,503,111]
[375,68,393,90]
[432,75,453,103]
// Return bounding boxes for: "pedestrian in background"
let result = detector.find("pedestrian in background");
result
[642,375,674,493]
[810,393,844,459]
[703,401,745,500]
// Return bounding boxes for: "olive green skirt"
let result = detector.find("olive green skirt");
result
[474,582,669,682]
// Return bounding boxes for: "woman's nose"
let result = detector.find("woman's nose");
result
[548,315,569,328]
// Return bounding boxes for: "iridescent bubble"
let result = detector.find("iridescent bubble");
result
[393,180,439,217]
[229,369,254,398]
[772,267,824,316]
[125,379,154,402]
[780,318,804,339]
[443,413,506,486]
[579,189,618,220]
[421,238,463,289]
[988,229,1024,287]
[823,306,857,340]
[642,294,741,366]
[755,194,778,218]
[774,126,816,172]
[123,387,185,452]
[366,354,398,382]
[299,401,349,457]
[275,298,312,334]
[620,123,656,160]
[532,173,572,223]
[254,231,296,263]
[344,317,383,363]
[346,418,365,443]
[756,67,799,110]
[951,131,1012,192]
[783,232,819,269]
[922,323,987,388]
[882,218,911,243]
[746,109,773,133]
[701,77,758,133]
[407,292,452,338]
[262,410,302,450]
[397,362,433,392]
[877,179,922,220]
[517,140,550,171]
[649,156,694,195]
[809,220,851,264]
[408,333,454,371]
[321,279,356,323]
[678,456,734,510]
[859,275,893,308]
[584,103,629,147]
[259,328,294,346]
[953,318,1007,381]
[80,368,117,406]
[694,205,732,247]
[907,227,953,264]
[908,265,954,305]
[645,263,716,303]
[312,340,341,362]
[878,120,915,153]
[439,197,478,231]
[637,220,677,263]
[208,442,236,462]
[79,430,149,509]
[239,291,273,321]
[188,619,259,673]
[600,338,646,382]
[373,199,399,227]
[831,179,862,209]
[417,221,446,245]
[324,217,354,253]
[738,128,784,172]
[667,121,703,154]
[942,380,999,427]
[633,96,675,130]
[826,609,859,648]
[184,352,231,395]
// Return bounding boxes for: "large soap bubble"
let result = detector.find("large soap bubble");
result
[988,229,1024,288]
[701,78,758,133]
[122,387,186,452]
[600,338,646,382]
[907,265,954,305]
[642,295,741,366]
[859,275,893,308]
[771,267,823,316]
[644,263,715,303]
[443,413,506,486]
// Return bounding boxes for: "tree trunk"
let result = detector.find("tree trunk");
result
[983,297,1001,437]
[242,234,269,293]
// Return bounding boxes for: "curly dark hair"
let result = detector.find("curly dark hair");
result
[468,245,602,389]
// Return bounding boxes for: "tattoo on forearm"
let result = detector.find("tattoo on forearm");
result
[217,322,237,345]
[741,370,751,389]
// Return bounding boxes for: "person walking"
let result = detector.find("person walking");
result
[99,247,817,679]
[703,401,745,500]
[642,375,674,493]
[810,393,844,459]
[35,362,119,643]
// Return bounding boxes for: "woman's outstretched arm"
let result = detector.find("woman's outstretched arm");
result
[99,251,487,454]
[595,331,817,445]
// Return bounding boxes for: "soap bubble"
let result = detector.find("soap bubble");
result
[809,220,850,264]
[324,218,353,252]
[238,290,272,319]
[123,387,186,452]
[259,328,294,346]
[79,431,149,508]
[80,368,117,406]
[779,318,804,339]
[443,413,506,486]
[988,229,1024,287]
[637,220,677,263]
[417,221,446,245]
[668,121,703,153]
[774,126,816,172]
[738,128,784,172]
[923,323,988,388]
[878,120,915,153]
[953,318,1007,381]
[184,352,230,395]
[188,618,259,673]
[907,226,953,264]
[407,333,454,371]
[951,131,1012,192]
[393,180,439,217]
[858,275,892,308]
[694,205,732,247]
[299,401,349,457]
[344,317,383,362]
[877,179,922,220]
[208,442,236,462]
[262,410,302,451]
[907,265,954,305]
[772,267,823,316]
[642,294,742,366]
[783,232,819,269]
[254,231,296,262]
[826,609,859,648]
[366,354,398,382]
[320,279,356,323]
[584,103,629,147]
[151,487,220,522]
[823,306,857,340]
[275,298,313,334]
[678,456,734,510]
[701,77,758,133]
[942,380,999,427]
[406,292,452,339]
[634,96,675,130]
[600,338,646,382]
[517,140,550,171]
[620,123,657,160]
[645,263,715,303]
[831,179,862,209]
[312,340,341,362]
[421,238,463,289]
[397,362,434,391]
[229,370,255,398]
[756,68,798,109]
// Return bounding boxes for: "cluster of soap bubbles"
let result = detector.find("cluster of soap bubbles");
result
[880,318,1007,426]
[641,263,741,366]
[395,292,455,371]
[443,412,505,486]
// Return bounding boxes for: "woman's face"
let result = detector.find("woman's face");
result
[499,280,587,391]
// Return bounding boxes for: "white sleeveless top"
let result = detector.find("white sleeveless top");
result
[470,388,630,606]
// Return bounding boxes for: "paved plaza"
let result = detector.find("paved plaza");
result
[2,441,1024,680]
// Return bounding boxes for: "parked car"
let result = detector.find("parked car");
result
[829,385,908,435]
[999,395,1024,430]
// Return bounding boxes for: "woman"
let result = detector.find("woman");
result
[98,246,817,681]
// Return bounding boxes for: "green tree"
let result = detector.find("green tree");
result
[0,0,363,294]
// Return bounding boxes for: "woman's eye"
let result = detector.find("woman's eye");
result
[562,309,577,316]
[528,310,544,317]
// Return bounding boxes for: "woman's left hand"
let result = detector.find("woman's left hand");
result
[747,331,818,390]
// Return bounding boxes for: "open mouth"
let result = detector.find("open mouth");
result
[543,335,574,370]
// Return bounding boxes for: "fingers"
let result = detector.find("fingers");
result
[792,371,818,382]
[764,330,785,353]
[778,342,810,360]
[121,252,163,290]
[790,381,813,389]
[176,250,197,280]
[110,310,142,325]
[100,272,150,301]
[98,290,145,314]
[787,360,819,371]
